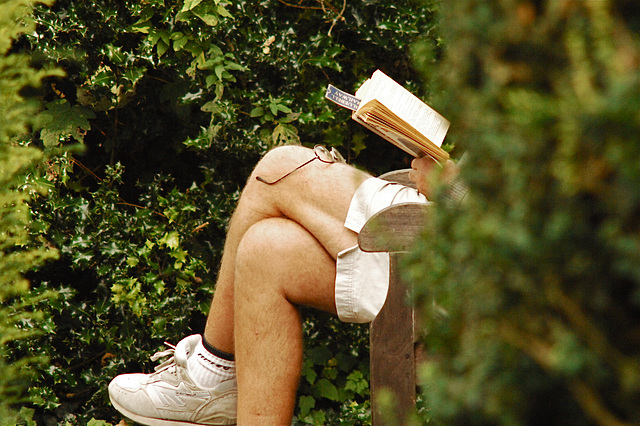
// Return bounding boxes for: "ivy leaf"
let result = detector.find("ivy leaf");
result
[314,378,339,401]
[170,247,188,268]
[123,66,146,85]
[87,419,112,426]
[267,96,292,116]
[272,123,299,146]
[29,387,60,410]
[131,19,152,34]
[345,370,369,395]
[308,346,332,365]
[301,359,317,385]
[34,100,95,147]
[279,112,301,124]
[298,395,315,419]
[309,411,326,425]
[90,66,116,88]
[159,231,180,249]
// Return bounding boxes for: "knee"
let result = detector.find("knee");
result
[250,145,314,183]
[235,221,274,264]
[235,218,305,287]
[262,145,312,164]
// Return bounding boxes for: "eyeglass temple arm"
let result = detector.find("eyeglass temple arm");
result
[255,156,318,185]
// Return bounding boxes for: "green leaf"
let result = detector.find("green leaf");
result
[29,387,61,410]
[17,407,37,426]
[159,231,180,249]
[87,419,113,426]
[123,67,146,85]
[279,112,301,124]
[301,359,317,384]
[298,395,315,418]
[224,60,245,72]
[217,4,232,18]
[131,20,151,34]
[181,0,203,12]
[308,410,326,425]
[314,378,339,401]
[205,74,217,88]
[157,39,170,56]
[170,247,188,265]
[34,100,95,146]
[345,370,369,395]
[214,63,226,80]
[272,123,299,146]
[267,97,292,115]
[173,35,189,51]
[193,11,219,26]
[250,106,264,117]
[308,346,332,365]
[201,101,221,113]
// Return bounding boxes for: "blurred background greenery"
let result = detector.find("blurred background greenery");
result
[407,1,640,425]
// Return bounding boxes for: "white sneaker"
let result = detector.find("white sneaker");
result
[108,335,237,426]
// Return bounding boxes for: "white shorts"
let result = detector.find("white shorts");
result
[335,177,428,323]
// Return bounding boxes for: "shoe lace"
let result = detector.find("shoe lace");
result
[150,341,178,373]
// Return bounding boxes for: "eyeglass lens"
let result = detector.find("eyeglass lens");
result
[315,145,345,164]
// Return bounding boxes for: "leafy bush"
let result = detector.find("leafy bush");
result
[17,0,442,424]
[0,0,60,423]
[407,1,640,424]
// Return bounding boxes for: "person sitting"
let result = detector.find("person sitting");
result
[108,144,461,425]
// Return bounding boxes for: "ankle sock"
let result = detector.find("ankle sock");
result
[187,335,236,388]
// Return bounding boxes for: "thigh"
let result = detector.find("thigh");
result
[242,146,373,258]
[235,217,337,314]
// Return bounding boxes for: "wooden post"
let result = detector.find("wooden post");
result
[369,253,416,425]
[358,172,427,426]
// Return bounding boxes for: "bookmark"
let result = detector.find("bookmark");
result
[325,84,361,111]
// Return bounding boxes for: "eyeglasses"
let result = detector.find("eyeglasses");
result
[256,145,346,185]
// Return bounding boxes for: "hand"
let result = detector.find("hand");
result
[408,156,460,199]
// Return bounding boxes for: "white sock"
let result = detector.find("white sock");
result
[187,339,236,389]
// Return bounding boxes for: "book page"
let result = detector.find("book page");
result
[353,111,449,161]
[355,70,450,147]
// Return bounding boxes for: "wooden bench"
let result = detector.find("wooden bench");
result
[358,170,429,426]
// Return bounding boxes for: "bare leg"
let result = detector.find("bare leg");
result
[109,147,372,425]
[204,146,371,353]
[234,217,337,424]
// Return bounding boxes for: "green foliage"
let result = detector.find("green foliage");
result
[33,100,95,147]
[407,0,640,424]
[0,0,59,423]
[296,311,371,425]
[15,0,441,424]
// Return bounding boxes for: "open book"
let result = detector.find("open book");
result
[325,70,450,161]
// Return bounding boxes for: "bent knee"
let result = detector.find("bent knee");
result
[251,145,314,182]
[236,218,309,265]
[235,218,312,296]
[263,145,312,162]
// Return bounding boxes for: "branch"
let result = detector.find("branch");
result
[276,0,329,12]
[570,380,633,426]
[327,0,346,36]
[544,278,632,389]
